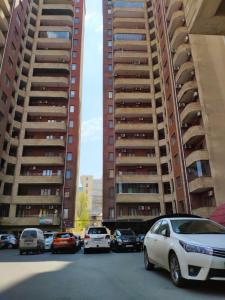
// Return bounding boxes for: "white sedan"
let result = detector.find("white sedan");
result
[144,217,225,287]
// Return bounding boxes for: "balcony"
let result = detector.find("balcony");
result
[186,150,209,167]
[166,0,183,21]
[21,156,64,166]
[35,50,70,63]
[173,44,191,67]
[116,193,161,203]
[27,106,67,117]
[40,15,73,26]
[115,139,155,149]
[0,0,10,17]
[116,156,156,166]
[177,81,198,104]
[114,40,147,51]
[37,38,71,50]
[14,195,61,205]
[115,92,152,103]
[183,125,205,146]
[42,3,73,15]
[114,78,150,89]
[175,61,195,84]
[23,139,65,147]
[31,76,69,88]
[113,7,144,18]
[24,121,66,132]
[171,27,188,50]
[18,175,63,184]
[0,9,9,31]
[113,17,145,29]
[189,177,213,193]
[114,64,149,77]
[116,174,159,184]
[180,102,201,124]
[33,62,70,72]
[0,216,60,226]
[115,123,153,132]
[28,90,68,99]
[113,51,148,64]
[168,10,185,36]
[115,107,152,117]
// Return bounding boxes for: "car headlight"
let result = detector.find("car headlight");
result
[179,240,213,256]
[136,238,140,242]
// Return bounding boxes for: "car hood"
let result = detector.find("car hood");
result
[177,234,225,248]
[121,235,136,241]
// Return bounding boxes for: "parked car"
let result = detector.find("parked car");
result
[83,226,111,253]
[52,232,76,254]
[44,232,55,251]
[111,229,142,252]
[144,217,225,287]
[0,234,18,249]
[19,228,45,255]
[74,234,82,250]
[137,234,145,250]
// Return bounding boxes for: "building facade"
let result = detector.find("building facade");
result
[102,0,225,224]
[0,0,85,232]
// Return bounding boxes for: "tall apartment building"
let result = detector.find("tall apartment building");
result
[0,0,85,232]
[102,0,225,224]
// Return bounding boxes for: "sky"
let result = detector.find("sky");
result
[79,0,103,180]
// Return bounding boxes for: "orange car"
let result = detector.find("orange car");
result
[52,232,77,254]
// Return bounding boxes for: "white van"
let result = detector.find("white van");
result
[19,228,45,255]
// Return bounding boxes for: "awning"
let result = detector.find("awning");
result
[210,203,225,226]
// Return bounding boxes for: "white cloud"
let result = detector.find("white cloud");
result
[81,117,103,142]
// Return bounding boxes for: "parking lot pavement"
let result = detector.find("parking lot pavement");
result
[0,249,224,300]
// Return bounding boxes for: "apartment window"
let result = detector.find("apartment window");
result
[109,169,114,178]
[108,9,112,14]
[73,28,79,35]
[69,120,74,128]
[63,208,69,219]
[108,106,113,113]
[64,189,70,198]
[72,51,77,58]
[74,18,80,24]
[108,52,112,59]
[108,91,113,99]
[109,208,115,218]
[71,64,77,70]
[108,120,113,128]
[108,152,114,161]
[68,135,73,144]
[176,176,182,188]
[108,40,112,47]
[66,169,72,179]
[108,65,112,72]
[74,0,80,2]
[70,105,75,113]
[73,39,78,46]
[67,153,72,161]
[109,136,114,145]
[109,187,114,197]
[75,8,80,13]
[108,78,113,85]
[71,77,76,84]
[70,90,76,98]
[108,29,112,35]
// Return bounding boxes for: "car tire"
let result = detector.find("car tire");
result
[19,250,23,255]
[144,248,154,271]
[169,253,186,287]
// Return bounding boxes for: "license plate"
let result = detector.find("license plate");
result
[94,238,102,241]
[24,239,33,243]
[59,241,67,244]
[126,245,133,248]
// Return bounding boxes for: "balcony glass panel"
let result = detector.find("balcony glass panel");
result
[113,2,144,8]
[117,183,159,194]
[187,160,211,182]
[114,34,146,41]
[39,31,70,39]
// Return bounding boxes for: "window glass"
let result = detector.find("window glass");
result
[171,219,225,234]
[150,221,162,233]
[88,227,107,234]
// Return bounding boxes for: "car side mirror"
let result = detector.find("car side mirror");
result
[161,228,170,237]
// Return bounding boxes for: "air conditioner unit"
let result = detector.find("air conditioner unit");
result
[147,206,151,210]
[184,35,189,42]
[178,102,185,108]
[187,51,191,57]
[176,84,182,89]
[193,91,198,99]
[208,190,214,197]
[49,205,54,209]
[32,166,36,170]
[25,205,31,210]
[174,66,180,71]
[197,111,201,117]
[138,206,145,211]
[171,49,176,54]
[182,123,188,128]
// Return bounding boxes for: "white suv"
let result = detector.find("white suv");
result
[84,226,111,253]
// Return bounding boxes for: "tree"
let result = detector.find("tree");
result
[75,192,90,230]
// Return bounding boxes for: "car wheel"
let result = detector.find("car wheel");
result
[144,248,154,271]
[19,250,23,255]
[169,253,185,287]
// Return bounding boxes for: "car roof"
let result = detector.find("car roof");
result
[159,217,207,222]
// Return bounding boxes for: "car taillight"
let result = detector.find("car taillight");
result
[105,235,110,239]
[84,234,90,239]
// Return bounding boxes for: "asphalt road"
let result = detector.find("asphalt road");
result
[0,249,224,300]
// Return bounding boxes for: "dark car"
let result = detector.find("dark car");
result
[73,234,83,250]
[111,229,142,252]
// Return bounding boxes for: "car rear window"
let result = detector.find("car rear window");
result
[119,230,135,236]
[21,230,37,238]
[55,233,73,239]
[1,235,8,240]
[44,234,53,239]
[88,228,107,234]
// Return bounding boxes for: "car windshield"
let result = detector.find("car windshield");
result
[44,234,53,239]
[1,235,9,240]
[119,230,135,236]
[55,233,73,239]
[21,230,37,238]
[88,228,107,234]
[171,219,225,234]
